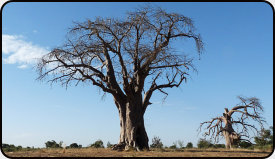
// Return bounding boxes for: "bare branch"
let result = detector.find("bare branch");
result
[199,96,265,145]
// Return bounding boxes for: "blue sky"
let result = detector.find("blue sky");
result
[2,2,273,148]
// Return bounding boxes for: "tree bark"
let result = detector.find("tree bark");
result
[223,131,233,149]
[222,123,239,149]
[113,97,149,151]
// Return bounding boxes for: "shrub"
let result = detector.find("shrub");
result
[91,140,104,148]
[169,144,177,149]
[197,138,212,149]
[150,136,163,149]
[169,141,178,149]
[2,144,23,152]
[2,144,10,149]
[238,141,252,148]
[254,126,273,146]
[17,146,23,151]
[186,142,193,148]
[107,141,113,148]
[213,144,225,148]
[177,140,184,149]
[45,140,60,148]
[3,144,16,152]
[69,143,80,148]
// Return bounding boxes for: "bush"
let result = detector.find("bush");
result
[186,142,193,148]
[150,136,163,149]
[197,138,212,149]
[238,141,252,148]
[45,140,60,148]
[213,144,225,148]
[177,140,184,149]
[90,140,104,148]
[254,126,273,146]
[69,143,80,148]
[107,141,113,148]
[2,144,23,152]
[3,144,16,152]
[254,144,273,151]
[169,144,177,149]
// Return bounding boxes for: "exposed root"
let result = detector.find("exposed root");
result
[112,143,148,152]
[112,143,126,151]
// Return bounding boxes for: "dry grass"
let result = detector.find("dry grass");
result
[4,147,273,157]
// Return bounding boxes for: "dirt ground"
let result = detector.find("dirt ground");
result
[3,148,273,157]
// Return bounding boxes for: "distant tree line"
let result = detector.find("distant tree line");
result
[2,144,35,152]
[2,127,272,152]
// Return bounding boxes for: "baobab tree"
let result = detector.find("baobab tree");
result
[36,6,203,151]
[199,96,265,149]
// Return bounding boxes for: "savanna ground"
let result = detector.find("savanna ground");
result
[3,147,273,157]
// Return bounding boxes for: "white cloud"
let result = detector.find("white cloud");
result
[2,34,49,68]
[18,64,28,69]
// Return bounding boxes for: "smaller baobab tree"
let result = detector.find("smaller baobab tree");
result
[199,96,265,149]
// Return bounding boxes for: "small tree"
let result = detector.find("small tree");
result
[2,144,22,152]
[197,138,212,149]
[150,136,163,149]
[91,140,104,148]
[238,141,252,148]
[177,140,184,149]
[17,146,23,151]
[186,142,193,148]
[254,126,273,146]
[69,143,79,148]
[107,141,113,148]
[169,141,178,149]
[45,140,60,148]
[199,96,265,149]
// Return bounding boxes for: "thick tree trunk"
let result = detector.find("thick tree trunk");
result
[112,98,149,151]
[222,123,240,149]
[223,131,233,149]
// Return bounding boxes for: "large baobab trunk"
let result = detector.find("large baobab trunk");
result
[223,131,240,149]
[223,131,231,149]
[113,98,149,151]
[222,122,240,149]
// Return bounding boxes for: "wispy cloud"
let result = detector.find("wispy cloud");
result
[151,101,173,106]
[2,34,49,69]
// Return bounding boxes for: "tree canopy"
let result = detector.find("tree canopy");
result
[36,5,203,151]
